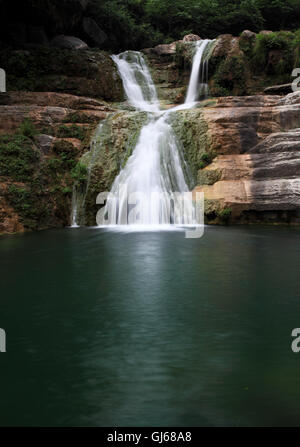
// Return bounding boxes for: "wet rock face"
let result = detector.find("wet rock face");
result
[192,92,300,224]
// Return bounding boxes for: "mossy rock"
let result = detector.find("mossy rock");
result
[75,111,148,225]
[170,108,212,186]
[0,134,40,182]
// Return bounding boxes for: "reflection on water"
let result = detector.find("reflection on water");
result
[0,226,300,426]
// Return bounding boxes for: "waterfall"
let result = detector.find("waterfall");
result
[70,185,79,227]
[185,39,214,104]
[112,51,159,113]
[98,39,214,227]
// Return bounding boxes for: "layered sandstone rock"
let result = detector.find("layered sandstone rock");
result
[192,93,300,224]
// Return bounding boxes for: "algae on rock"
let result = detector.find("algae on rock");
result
[76,110,148,225]
[170,108,212,186]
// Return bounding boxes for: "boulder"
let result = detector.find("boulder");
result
[277,91,300,105]
[211,34,234,58]
[182,34,201,42]
[34,134,54,154]
[240,30,256,40]
[51,35,88,50]
[152,41,179,56]
[191,93,300,224]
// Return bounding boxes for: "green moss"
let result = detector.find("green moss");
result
[197,168,221,185]
[0,134,40,182]
[56,124,86,141]
[63,112,99,124]
[217,207,232,223]
[71,163,88,185]
[252,31,294,74]
[53,140,77,169]
[170,109,212,185]
[239,34,255,57]
[213,55,248,96]
[77,111,147,225]
[17,118,38,139]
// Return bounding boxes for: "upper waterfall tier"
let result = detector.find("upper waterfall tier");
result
[112,51,160,112]
[185,39,215,104]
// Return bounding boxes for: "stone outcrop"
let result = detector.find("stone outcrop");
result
[0,92,113,135]
[144,30,299,101]
[190,93,300,224]
[0,48,123,101]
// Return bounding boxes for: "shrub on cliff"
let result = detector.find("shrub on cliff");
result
[0,134,40,182]
[252,31,295,74]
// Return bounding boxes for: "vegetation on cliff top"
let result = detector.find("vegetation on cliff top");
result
[56,0,300,51]
[0,0,299,51]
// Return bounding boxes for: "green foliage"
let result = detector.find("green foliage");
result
[17,118,38,139]
[56,125,86,141]
[82,0,300,51]
[213,55,247,96]
[201,152,214,164]
[218,207,232,223]
[252,31,295,73]
[71,163,88,184]
[1,0,299,52]
[53,140,77,169]
[7,185,32,214]
[0,134,40,181]
[198,152,215,170]
[1,127,80,230]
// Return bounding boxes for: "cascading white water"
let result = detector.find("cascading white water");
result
[112,51,159,112]
[100,39,214,226]
[104,114,192,225]
[185,39,212,104]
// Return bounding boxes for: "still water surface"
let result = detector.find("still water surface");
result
[0,226,300,426]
